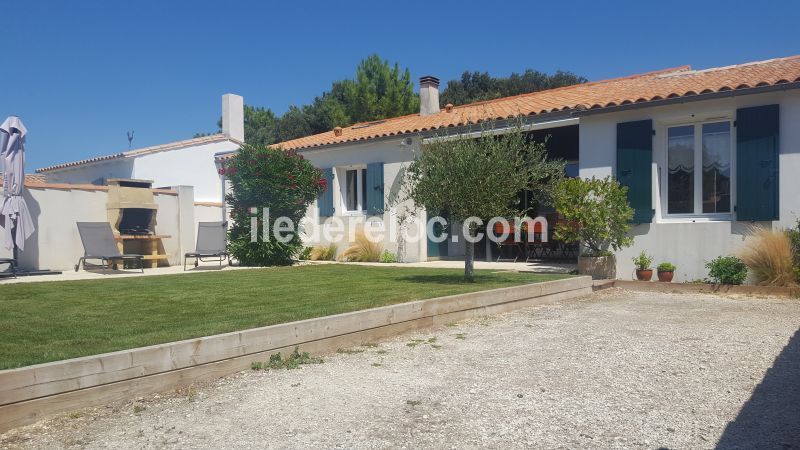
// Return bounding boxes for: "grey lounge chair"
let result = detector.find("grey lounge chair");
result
[184,221,229,270]
[75,222,144,273]
[0,258,16,278]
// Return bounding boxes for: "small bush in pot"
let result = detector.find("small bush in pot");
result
[632,251,654,281]
[705,256,747,285]
[553,176,634,279]
[657,262,676,282]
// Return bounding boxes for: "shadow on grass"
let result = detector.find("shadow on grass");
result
[396,274,522,285]
[716,328,800,448]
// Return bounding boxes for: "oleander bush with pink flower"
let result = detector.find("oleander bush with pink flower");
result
[223,144,326,266]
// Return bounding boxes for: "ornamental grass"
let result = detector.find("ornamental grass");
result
[737,226,796,287]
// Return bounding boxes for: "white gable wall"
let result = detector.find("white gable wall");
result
[579,89,800,281]
[45,159,135,185]
[132,141,237,203]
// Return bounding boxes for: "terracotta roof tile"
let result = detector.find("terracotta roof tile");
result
[0,173,47,185]
[247,55,800,153]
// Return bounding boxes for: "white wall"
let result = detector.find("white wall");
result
[11,185,195,271]
[45,159,135,185]
[134,141,237,203]
[15,187,109,271]
[298,138,427,262]
[194,203,224,227]
[579,90,800,281]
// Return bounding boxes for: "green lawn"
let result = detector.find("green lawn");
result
[0,265,565,369]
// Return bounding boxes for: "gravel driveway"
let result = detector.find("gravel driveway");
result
[2,289,799,449]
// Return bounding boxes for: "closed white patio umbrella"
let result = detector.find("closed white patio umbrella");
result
[1,116,35,253]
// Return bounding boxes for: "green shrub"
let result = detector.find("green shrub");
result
[631,251,653,270]
[298,247,313,261]
[224,144,326,266]
[787,219,800,281]
[380,250,398,263]
[657,262,676,272]
[553,176,634,256]
[705,256,747,285]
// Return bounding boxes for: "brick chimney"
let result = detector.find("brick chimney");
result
[419,76,440,116]
[222,93,244,142]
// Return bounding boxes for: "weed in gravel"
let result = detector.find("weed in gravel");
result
[67,411,83,419]
[371,363,382,367]
[445,322,459,327]
[431,344,443,349]
[406,400,421,406]
[376,349,388,355]
[408,337,442,349]
[133,405,146,414]
[252,347,323,370]
[175,385,197,401]
[336,348,365,355]
[361,342,379,348]
[454,333,467,340]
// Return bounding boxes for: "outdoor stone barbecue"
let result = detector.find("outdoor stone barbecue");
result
[106,178,170,267]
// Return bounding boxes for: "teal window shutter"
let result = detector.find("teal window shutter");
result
[616,119,654,223]
[736,104,779,221]
[366,162,384,215]
[318,168,334,217]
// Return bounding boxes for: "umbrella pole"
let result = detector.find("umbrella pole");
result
[11,219,18,262]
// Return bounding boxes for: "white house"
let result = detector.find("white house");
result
[217,55,800,282]
[36,94,244,205]
[3,94,246,272]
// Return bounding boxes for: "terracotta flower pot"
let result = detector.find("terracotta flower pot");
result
[658,270,675,282]
[635,269,653,281]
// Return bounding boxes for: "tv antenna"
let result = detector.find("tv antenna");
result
[127,131,134,149]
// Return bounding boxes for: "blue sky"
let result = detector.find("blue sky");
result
[3,0,798,171]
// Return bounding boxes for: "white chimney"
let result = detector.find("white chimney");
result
[222,93,245,142]
[419,76,440,116]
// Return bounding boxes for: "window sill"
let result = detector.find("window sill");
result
[340,210,367,217]
[657,215,733,224]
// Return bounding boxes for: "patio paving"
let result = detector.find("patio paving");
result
[2,288,797,448]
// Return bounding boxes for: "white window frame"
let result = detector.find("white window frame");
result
[338,165,367,215]
[661,117,735,222]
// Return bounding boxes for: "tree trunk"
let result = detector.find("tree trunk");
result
[464,237,475,282]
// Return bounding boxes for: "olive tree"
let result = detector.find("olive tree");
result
[404,121,564,281]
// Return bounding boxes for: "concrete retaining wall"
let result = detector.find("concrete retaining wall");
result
[0,276,592,432]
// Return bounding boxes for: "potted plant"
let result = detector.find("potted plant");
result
[632,251,654,281]
[553,176,634,280]
[657,262,676,282]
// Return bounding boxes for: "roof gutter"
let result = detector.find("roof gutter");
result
[572,82,800,117]
[420,116,578,144]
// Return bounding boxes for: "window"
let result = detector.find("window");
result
[342,168,367,212]
[666,121,732,216]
